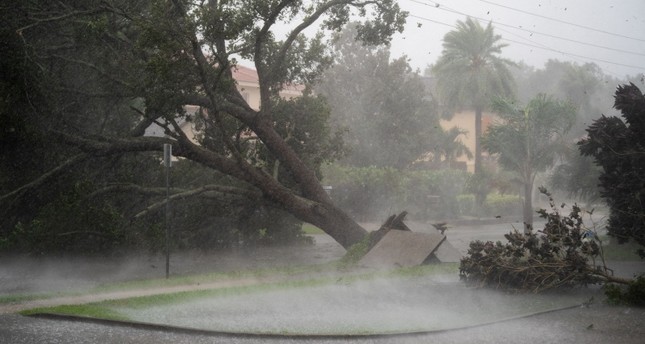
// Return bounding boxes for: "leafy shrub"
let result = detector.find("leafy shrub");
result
[485,193,522,217]
[9,181,128,255]
[604,276,645,306]
[457,193,521,218]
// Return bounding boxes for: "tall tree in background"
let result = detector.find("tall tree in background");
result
[431,17,515,176]
[512,60,623,202]
[579,84,645,256]
[317,24,440,168]
[483,95,576,232]
[0,0,407,250]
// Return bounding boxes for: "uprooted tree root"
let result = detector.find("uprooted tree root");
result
[459,187,632,293]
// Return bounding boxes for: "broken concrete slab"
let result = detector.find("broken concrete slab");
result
[359,230,447,268]
[429,238,462,263]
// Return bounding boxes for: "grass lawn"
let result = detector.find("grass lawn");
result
[19,262,597,336]
[301,223,325,235]
[601,237,642,261]
[20,264,459,318]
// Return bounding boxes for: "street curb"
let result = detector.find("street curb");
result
[28,303,584,340]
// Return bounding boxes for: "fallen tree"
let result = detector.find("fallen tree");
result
[1,0,407,250]
[459,188,631,293]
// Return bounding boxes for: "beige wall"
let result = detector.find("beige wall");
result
[237,80,261,111]
[440,110,496,173]
[177,71,302,144]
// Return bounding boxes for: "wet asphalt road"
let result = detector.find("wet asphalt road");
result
[2,304,645,344]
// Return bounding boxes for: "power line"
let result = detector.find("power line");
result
[408,12,645,72]
[408,14,456,29]
[501,37,645,71]
[477,0,645,43]
[407,0,645,57]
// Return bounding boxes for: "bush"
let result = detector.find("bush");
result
[485,193,522,217]
[604,276,645,306]
[8,181,128,255]
[457,193,521,218]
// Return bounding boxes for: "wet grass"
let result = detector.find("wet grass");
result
[0,261,337,305]
[88,264,459,310]
[19,263,459,318]
[90,261,337,293]
[301,223,325,234]
[601,238,642,261]
[19,263,603,336]
[21,303,130,321]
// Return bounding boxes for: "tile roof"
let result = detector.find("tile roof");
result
[232,65,259,83]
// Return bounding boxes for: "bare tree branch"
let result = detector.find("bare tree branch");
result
[0,153,89,203]
[134,184,263,218]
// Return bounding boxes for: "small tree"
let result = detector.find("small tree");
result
[483,94,576,232]
[579,83,645,257]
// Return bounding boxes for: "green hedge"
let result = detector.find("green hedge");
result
[457,193,521,218]
[321,165,469,221]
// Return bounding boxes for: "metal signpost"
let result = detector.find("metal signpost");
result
[163,143,172,279]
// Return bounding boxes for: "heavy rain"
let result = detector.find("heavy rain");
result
[1,1,644,343]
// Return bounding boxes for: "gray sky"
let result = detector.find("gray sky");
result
[389,0,645,79]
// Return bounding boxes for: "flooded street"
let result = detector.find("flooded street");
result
[2,302,645,344]
[1,221,644,343]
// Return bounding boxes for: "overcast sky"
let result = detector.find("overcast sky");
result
[388,0,645,79]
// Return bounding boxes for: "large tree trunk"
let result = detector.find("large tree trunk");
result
[474,107,483,174]
[474,107,486,211]
[173,135,368,250]
[523,180,533,234]
[4,0,408,252]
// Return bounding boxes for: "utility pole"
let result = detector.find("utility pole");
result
[164,143,172,279]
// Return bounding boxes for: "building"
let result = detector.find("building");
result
[421,76,496,173]
[145,65,303,143]
[439,110,496,173]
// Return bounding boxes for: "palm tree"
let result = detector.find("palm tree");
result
[483,94,576,232]
[432,17,515,175]
[439,127,473,168]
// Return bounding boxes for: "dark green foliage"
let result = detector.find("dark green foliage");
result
[2,0,409,252]
[579,83,645,256]
[142,160,310,250]
[459,188,606,292]
[9,181,128,255]
[549,147,601,203]
[255,95,347,179]
[604,276,645,306]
